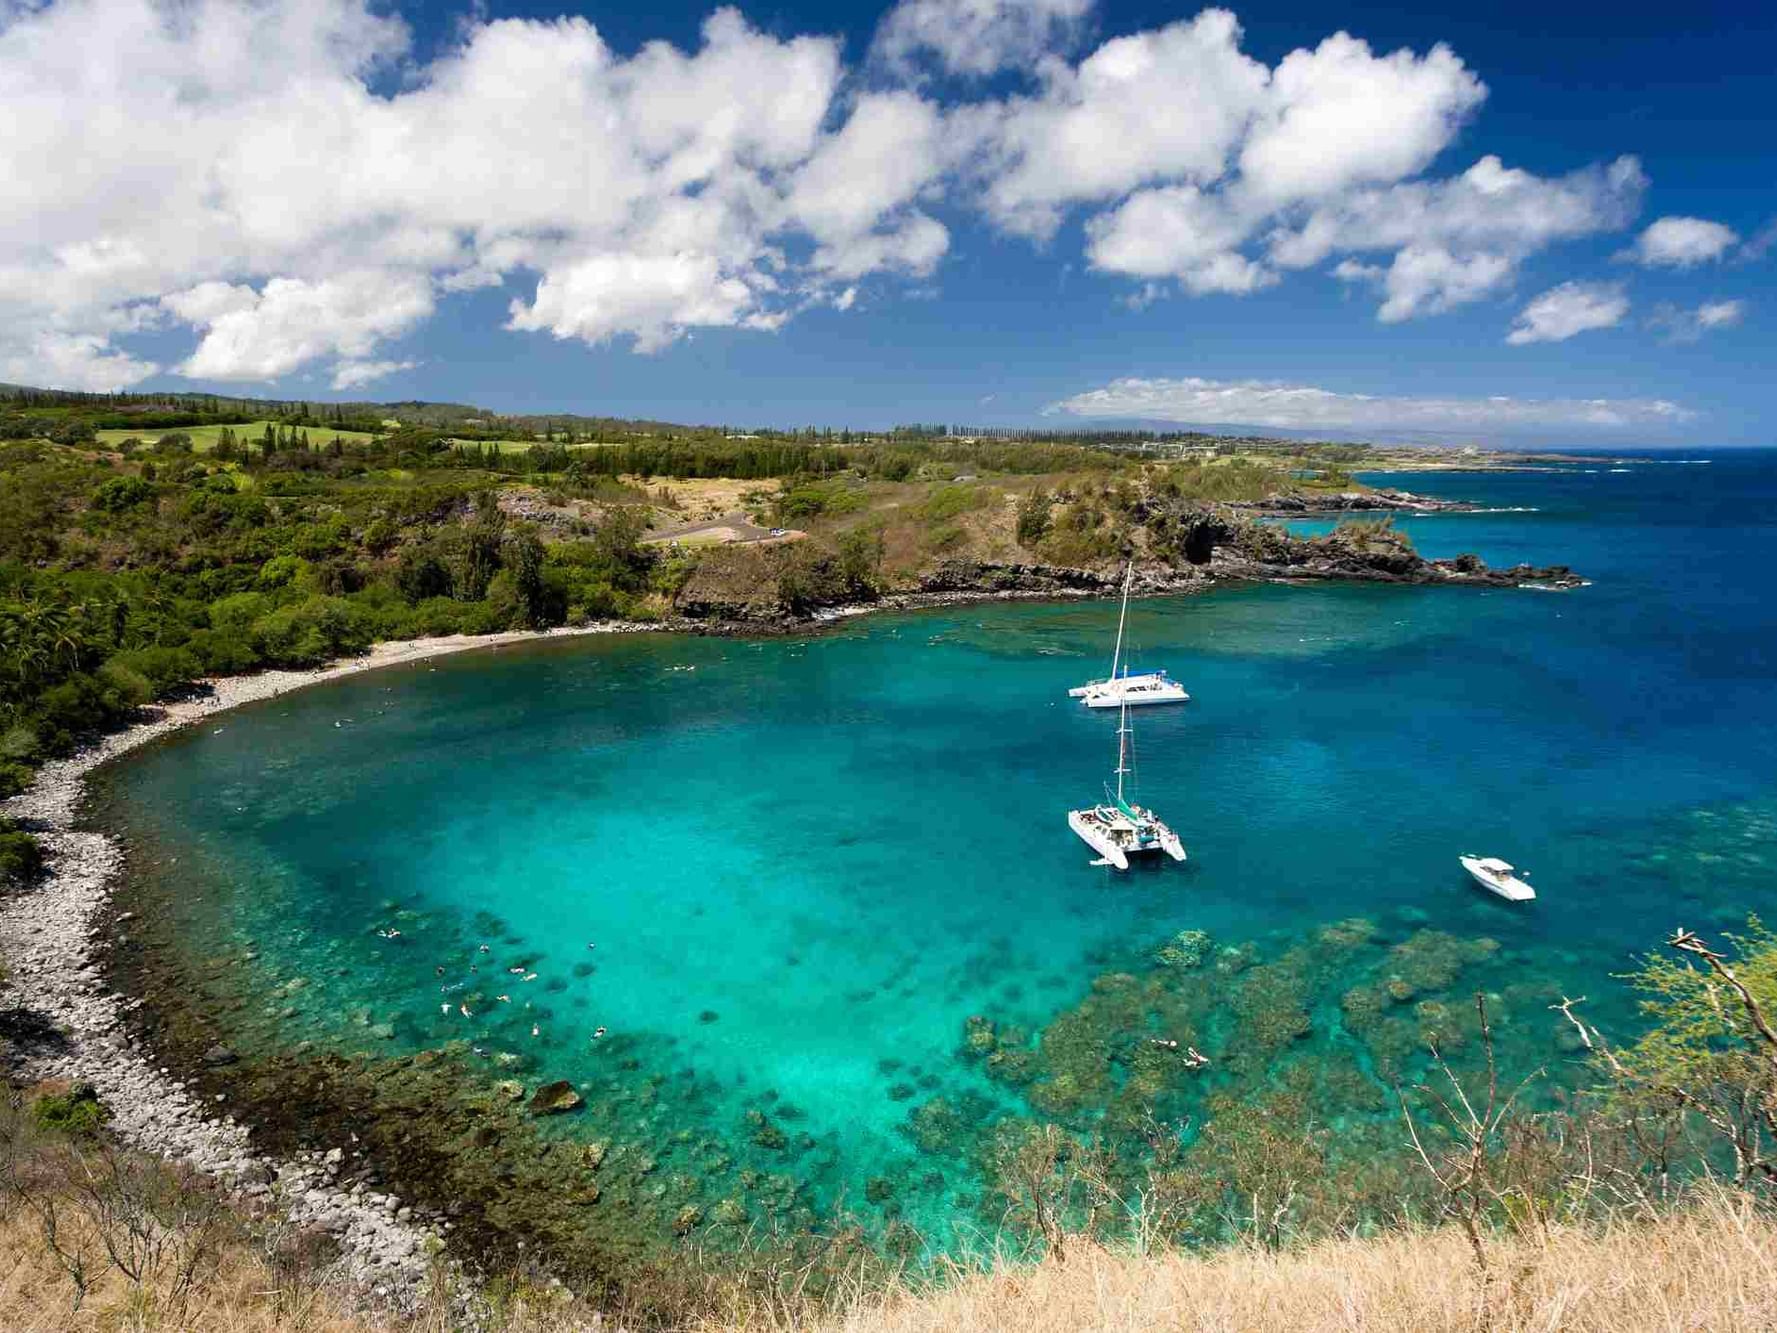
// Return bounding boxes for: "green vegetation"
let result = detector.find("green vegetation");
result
[29,1085,108,1138]
[0,382,1401,790]
[0,817,42,887]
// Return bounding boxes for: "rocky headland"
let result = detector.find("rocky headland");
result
[674,501,1582,623]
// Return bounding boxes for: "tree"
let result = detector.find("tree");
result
[395,549,452,604]
[1015,490,1054,547]
[836,526,884,595]
[505,526,550,628]
[588,506,653,591]
[455,495,505,602]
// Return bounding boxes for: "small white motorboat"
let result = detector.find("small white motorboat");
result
[1460,854,1535,901]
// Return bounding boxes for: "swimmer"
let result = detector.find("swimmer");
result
[593,1026,607,1040]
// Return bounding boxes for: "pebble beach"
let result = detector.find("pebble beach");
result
[0,622,645,1311]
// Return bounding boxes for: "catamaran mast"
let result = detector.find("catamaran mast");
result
[1107,560,1132,684]
[1115,695,1132,804]
[1113,561,1134,805]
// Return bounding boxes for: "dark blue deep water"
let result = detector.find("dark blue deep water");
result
[99,450,1777,1251]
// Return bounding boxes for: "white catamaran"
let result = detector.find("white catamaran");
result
[1068,571,1189,708]
[1068,565,1188,871]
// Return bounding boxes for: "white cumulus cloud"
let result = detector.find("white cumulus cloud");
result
[958,9,1270,239]
[1047,375,1692,433]
[0,0,1673,389]
[332,359,420,391]
[1237,33,1484,206]
[1084,186,1272,293]
[1505,280,1630,345]
[1648,298,1747,344]
[0,0,936,387]
[166,273,436,382]
[1621,216,1739,268]
[871,0,1095,79]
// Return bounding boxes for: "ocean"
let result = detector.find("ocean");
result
[95,449,1777,1258]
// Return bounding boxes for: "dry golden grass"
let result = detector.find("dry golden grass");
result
[0,1206,372,1333]
[785,1191,1777,1333]
[6,1149,1775,1333]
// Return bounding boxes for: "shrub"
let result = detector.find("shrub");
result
[183,627,261,674]
[1016,491,1054,546]
[208,590,271,636]
[32,1084,108,1136]
[0,760,33,798]
[290,517,349,560]
[0,817,44,887]
[402,596,473,636]
[32,673,133,751]
[778,482,864,520]
[396,549,453,603]
[250,595,371,666]
[256,554,304,589]
[836,527,884,595]
[111,644,203,698]
[90,475,155,512]
[95,658,154,708]
[921,484,988,523]
[0,724,40,764]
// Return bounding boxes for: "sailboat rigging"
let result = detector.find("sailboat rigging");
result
[1068,563,1189,707]
[1067,563,1188,871]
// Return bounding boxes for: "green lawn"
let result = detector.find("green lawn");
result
[94,421,383,451]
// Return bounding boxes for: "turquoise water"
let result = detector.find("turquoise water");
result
[99,451,1777,1256]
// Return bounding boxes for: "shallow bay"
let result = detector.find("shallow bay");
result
[96,450,1777,1262]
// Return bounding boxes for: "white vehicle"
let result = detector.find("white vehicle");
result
[1069,669,1166,698]
[1068,579,1188,706]
[1069,563,1188,871]
[1460,854,1536,902]
[1069,800,1187,870]
[1080,673,1190,709]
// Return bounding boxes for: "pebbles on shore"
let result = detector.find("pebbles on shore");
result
[0,622,647,1312]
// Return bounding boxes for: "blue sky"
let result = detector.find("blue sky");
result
[1,0,1771,442]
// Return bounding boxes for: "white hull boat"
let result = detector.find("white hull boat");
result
[1068,563,1188,871]
[1070,669,1168,698]
[1460,854,1535,901]
[1068,584,1187,707]
[1069,803,1187,870]
[1080,675,1190,709]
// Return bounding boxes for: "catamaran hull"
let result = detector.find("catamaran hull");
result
[1068,811,1130,869]
[1068,810,1187,869]
[1081,685,1190,709]
[1070,671,1168,698]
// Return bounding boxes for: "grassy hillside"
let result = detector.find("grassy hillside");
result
[1,383,1392,796]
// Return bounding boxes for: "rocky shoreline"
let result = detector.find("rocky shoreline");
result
[0,621,662,1314]
[1228,487,1479,516]
[0,540,1583,1316]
